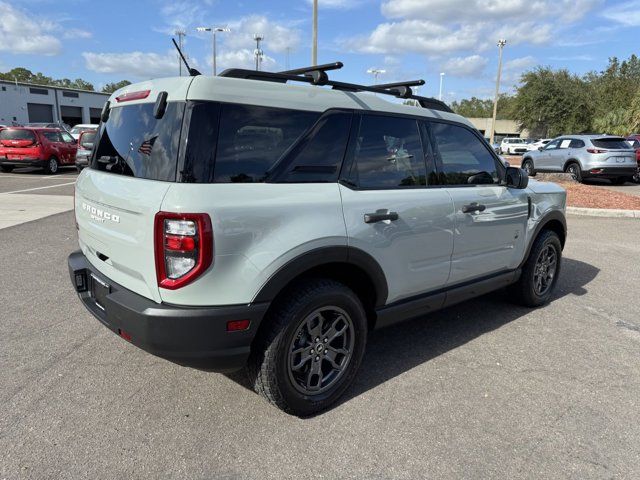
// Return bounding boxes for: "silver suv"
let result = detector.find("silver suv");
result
[522,135,637,184]
[68,63,567,415]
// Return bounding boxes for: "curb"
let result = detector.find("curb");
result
[566,206,640,218]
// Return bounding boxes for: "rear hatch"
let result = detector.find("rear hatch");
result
[591,137,637,165]
[0,129,40,159]
[75,78,192,302]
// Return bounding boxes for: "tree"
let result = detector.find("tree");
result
[102,80,132,93]
[0,67,94,91]
[450,94,515,119]
[511,67,593,137]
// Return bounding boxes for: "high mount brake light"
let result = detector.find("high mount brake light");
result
[115,90,151,103]
[154,212,213,290]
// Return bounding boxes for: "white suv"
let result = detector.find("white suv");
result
[68,63,567,416]
[500,137,529,155]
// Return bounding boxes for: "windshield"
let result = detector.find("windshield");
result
[0,129,36,141]
[79,131,96,147]
[591,138,633,150]
[90,102,184,180]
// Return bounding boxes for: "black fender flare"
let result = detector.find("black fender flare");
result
[519,210,567,268]
[253,246,389,307]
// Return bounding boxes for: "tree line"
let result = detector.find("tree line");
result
[451,54,640,138]
[0,68,131,94]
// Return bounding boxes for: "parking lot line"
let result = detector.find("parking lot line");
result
[0,181,76,195]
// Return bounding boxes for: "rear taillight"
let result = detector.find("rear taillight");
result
[587,148,607,154]
[154,212,213,290]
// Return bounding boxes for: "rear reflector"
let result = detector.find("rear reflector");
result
[227,319,251,332]
[590,169,604,174]
[119,329,132,342]
[115,90,151,103]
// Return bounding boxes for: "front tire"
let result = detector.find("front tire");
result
[565,162,582,182]
[511,230,562,307]
[247,279,368,416]
[521,159,536,177]
[43,157,59,174]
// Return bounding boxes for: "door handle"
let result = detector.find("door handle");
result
[364,209,399,224]
[462,203,486,214]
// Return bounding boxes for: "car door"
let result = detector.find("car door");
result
[552,138,573,171]
[42,131,62,161]
[427,120,529,285]
[339,113,455,305]
[536,139,561,171]
[59,131,77,164]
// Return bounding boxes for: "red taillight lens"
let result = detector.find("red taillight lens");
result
[154,212,213,290]
[587,148,607,154]
[115,90,151,102]
[227,319,251,332]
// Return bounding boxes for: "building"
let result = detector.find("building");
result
[467,118,529,139]
[0,80,109,127]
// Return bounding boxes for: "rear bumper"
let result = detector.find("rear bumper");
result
[68,250,269,371]
[0,156,45,167]
[583,167,637,178]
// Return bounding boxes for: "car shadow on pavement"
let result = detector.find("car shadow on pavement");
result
[225,257,599,414]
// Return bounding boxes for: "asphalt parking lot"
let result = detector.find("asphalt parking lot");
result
[1,170,640,479]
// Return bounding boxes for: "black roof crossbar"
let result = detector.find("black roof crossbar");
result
[218,63,453,113]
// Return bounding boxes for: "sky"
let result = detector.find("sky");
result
[0,0,639,101]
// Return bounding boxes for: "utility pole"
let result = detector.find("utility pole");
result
[175,29,186,76]
[490,39,507,145]
[439,72,445,101]
[312,0,318,65]
[254,34,264,71]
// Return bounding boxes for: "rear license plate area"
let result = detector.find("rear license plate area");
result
[90,273,110,311]
[7,154,22,160]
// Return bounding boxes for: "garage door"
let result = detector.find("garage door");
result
[61,105,82,126]
[27,103,54,123]
[90,108,102,124]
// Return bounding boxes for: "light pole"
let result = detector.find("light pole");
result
[175,29,186,76]
[367,68,386,96]
[439,72,445,101]
[254,34,264,71]
[490,39,507,145]
[312,0,318,65]
[196,26,229,76]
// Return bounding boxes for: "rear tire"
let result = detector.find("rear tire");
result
[565,162,582,182]
[511,230,562,307]
[521,159,536,177]
[247,278,368,416]
[43,157,59,175]
[0,165,14,173]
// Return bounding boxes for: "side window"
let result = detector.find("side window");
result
[558,139,571,149]
[429,121,500,185]
[545,139,561,150]
[351,115,427,188]
[42,131,61,143]
[280,111,352,183]
[569,139,585,148]
[213,104,319,183]
[61,132,74,143]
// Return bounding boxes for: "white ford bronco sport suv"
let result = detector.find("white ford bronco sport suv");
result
[68,62,567,416]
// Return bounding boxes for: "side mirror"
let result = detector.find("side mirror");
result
[506,167,529,189]
[538,146,543,151]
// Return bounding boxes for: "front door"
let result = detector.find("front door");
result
[427,120,529,285]
[339,113,455,304]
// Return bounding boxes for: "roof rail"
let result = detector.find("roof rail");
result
[218,63,453,113]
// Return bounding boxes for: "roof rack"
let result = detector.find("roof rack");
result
[218,62,453,113]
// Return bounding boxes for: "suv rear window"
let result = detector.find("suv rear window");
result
[91,102,184,181]
[0,129,36,142]
[591,138,631,149]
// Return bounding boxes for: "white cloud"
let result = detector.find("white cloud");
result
[305,0,364,8]
[223,15,301,54]
[63,28,92,40]
[441,55,488,77]
[82,51,180,78]
[601,0,640,26]
[0,1,61,55]
[501,56,537,86]
[208,49,277,72]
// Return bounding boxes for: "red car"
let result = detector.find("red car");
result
[0,127,78,174]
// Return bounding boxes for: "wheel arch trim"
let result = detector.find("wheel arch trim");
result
[520,210,567,268]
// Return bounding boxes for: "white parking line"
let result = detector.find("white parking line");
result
[0,181,76,195]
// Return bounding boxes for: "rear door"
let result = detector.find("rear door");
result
[60,131,77,163]
[427,120,529,285]
[339,113,455,304]
[75,100,185,302]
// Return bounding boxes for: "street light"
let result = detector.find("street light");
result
[439,72,445,101]
[490,39,507,145]
[196,26,230,76]
[312,0,318,65]
[254,34,264,71]
[367,68,386,85]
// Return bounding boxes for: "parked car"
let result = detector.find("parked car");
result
[527,138,552,151]
[0,127,77,174]
[75,130,96,172]
[521,135,637,184]
[500,137,528,155]
[25,121,72,133]
[68,68,567,416]
[69,124,99,140]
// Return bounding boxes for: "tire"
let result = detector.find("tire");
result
[564,162,582,182]
[521,159,536,177]
[0,165,14,173]
[43,157,59,175]
[247,278,368,416]
[511,230,562,307]
[610,177,628,185]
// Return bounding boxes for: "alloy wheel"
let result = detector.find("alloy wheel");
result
[533,244,557,296]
